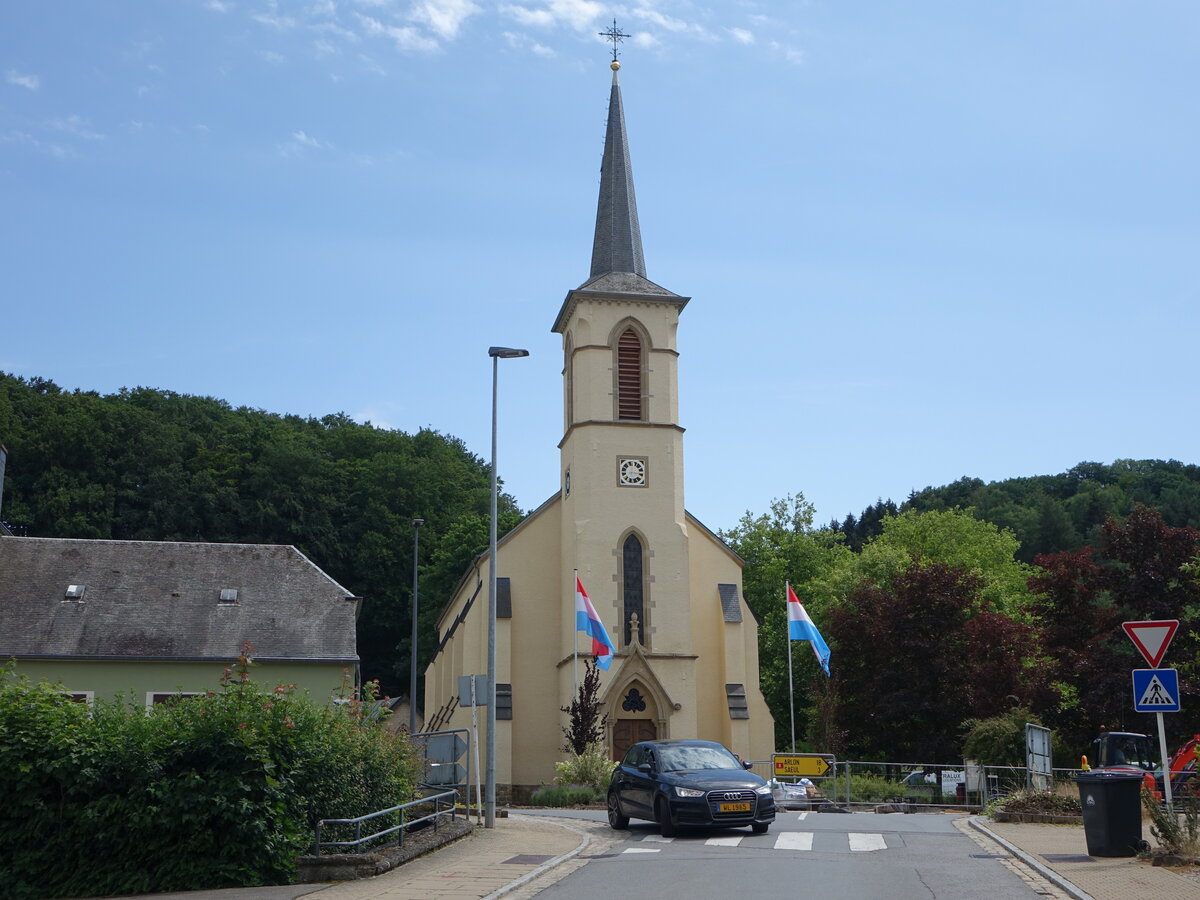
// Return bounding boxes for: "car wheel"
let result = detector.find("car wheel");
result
[607,792,629,830]
[655,797,677,837]
[751,821,769,834]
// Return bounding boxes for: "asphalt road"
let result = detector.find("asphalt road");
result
[517,809,1060,900]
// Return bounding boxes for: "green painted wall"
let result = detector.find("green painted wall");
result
[11,659,352,705]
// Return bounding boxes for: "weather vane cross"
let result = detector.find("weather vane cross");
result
[598,19,629,63]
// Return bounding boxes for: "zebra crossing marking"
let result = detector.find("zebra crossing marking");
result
[848,833,887,852]
[622,847,661,854]
[632,831,886,853]
[774,832,814,851]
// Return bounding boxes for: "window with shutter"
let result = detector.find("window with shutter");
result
[616,328,643,420]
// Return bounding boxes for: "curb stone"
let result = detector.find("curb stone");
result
[968,816,1094,900]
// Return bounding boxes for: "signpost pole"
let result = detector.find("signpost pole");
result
[471,676,483,824]
[1157,711,1174,813]
[786,581,795,752]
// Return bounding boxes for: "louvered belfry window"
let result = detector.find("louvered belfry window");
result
[617,328,643,420]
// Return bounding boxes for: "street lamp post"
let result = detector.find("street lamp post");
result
[486,345,529,828]
[409,517,424,735]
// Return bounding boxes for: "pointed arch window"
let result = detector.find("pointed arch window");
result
[622,532,645,646]
[616,327,645,421]
[564,332,575,426]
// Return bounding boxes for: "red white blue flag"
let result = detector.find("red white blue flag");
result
[787,584,831,676]
[575,576,615,671]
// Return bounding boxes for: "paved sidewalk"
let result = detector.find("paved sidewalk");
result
[972,818,1200,900]
[305,814,604,900]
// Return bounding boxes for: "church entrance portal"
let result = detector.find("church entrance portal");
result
[613,719,657,760]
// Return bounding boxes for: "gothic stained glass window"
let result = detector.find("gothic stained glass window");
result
[623,533,644,645]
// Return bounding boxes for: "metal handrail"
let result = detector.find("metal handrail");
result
[313,788,459,854]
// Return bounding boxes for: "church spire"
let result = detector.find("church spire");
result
[589,59,646,279]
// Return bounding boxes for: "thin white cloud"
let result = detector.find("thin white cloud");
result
[205,0,233,11]
[48,115,105,140]
[500,0,602,32]
[729,27,754,45]
[410,0,480,40]
[502,30,556,57]
[2,131,69,158]
[629,6,710,38]
[6,70,39,90]
[291,130,325,148]
[253,12,297,29]
[357,13,440,52]
[358,53,387,74]
[261,49,286,63]
[632,31,659,49]
[769,40,804,65]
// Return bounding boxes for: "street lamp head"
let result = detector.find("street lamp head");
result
[412,518,425,528]
[488,346,530,359]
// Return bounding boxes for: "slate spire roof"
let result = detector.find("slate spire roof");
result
[589,62,646,280]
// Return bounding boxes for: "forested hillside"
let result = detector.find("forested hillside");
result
[833,459,1200,561]
[0,373,523,697]
[6,370,1200,762]
[727,497,1200,762]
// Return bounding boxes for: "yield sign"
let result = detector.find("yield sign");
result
[1122,619,1179,667]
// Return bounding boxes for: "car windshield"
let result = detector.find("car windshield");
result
[657,745,740,772]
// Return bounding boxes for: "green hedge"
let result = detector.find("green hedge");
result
[0,654,417,899]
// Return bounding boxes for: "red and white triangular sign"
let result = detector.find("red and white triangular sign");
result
[1122,619,1179,668]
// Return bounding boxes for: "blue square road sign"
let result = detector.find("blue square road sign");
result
[1132,668,1180,713]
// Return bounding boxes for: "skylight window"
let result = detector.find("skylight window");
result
[64,585,85,601]
[219,588,239,605]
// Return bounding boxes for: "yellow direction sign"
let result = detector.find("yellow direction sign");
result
[772,753,832,778]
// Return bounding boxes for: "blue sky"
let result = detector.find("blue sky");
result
[3,1,1198,534]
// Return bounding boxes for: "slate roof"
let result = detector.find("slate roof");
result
[590,67,645,280]
[0,537,359,662]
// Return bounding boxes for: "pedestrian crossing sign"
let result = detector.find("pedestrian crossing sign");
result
[1132,668,1180,713]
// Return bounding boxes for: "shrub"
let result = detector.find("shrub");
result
[0,652,417,899]
[848,772,906,803]
[554,744,616,795]
[989,787,1081,818]
[529,784,601,807]
[961,707,1044,767]
[1144,787,1200,857]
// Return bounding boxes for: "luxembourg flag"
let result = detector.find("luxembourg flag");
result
[787,584,831,676]
[575,575,615,671]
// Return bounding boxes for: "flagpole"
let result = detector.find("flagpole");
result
[786,581,795,752]
[573,568,579,700]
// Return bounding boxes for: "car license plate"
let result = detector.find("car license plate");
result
[718,801,751,813]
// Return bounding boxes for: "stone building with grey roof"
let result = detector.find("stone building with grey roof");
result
[0,536,360,704]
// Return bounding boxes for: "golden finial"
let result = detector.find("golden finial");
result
[611,60,620,71]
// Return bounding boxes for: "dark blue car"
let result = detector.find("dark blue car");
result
[607,739,775,836]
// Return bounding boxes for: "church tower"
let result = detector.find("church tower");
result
[552,59,700,754]
[423,56,775,799]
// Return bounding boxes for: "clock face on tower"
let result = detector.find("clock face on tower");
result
[618,457,647,487]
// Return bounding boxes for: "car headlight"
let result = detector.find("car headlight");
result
[675,786,705,798]
[754,784,774,796]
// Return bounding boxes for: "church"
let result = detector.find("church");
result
[421,58,776,800]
